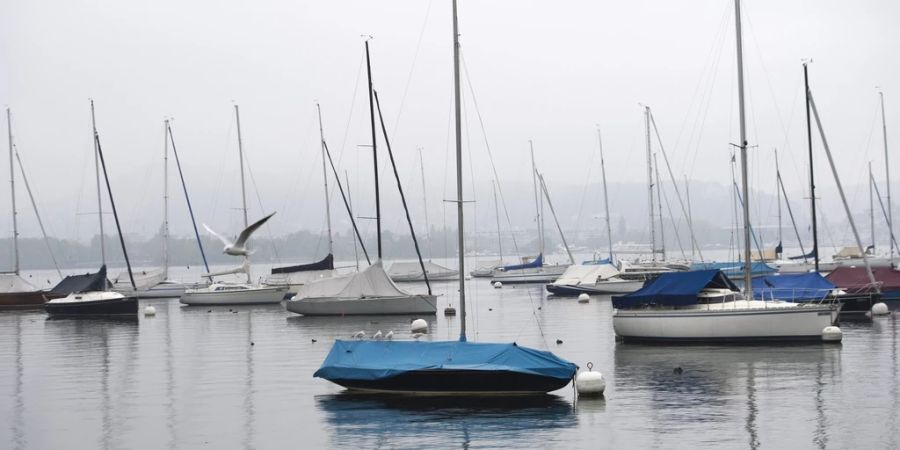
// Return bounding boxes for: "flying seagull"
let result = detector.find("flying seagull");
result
[204,212,276,256]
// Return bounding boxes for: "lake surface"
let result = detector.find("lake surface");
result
[1,261,898,449]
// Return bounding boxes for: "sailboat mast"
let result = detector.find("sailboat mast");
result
[163,120,170,278]
[317,103,334,256]
[598,128,613,261]
[167,122,211,275]
[529,141,542,256]
[775,149,782,255]
[734,0,752,296]
[452,0,466,341]
[234,105,249,229]
[645,106,656,261]
[418,148,432,259]
[6,108,18,274]
[880,91,893,264]
[870,162,876,251]
[804,63,819,272]
[654,153,666,260]
[491,180,503,264]
[365,41,382,260]
[346,171,359,270]
[91,100,106,266]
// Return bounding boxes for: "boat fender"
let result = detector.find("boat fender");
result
[871,302,890,316]
[821,326,843,343]
[143,306,156,317]
[578,293,590,303]
[410,319,428,333]
[575,362,605,396]
[493,281,503,289]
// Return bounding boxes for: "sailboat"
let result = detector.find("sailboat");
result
[180,105,287,306]
[264,104,336,295]
[285,42,436,316]
[470,180,505,277]
[313,1,577,394]
[489,144,572,284]
[0,108,49,308]
[611,0,839,343]
[45,101,139,316]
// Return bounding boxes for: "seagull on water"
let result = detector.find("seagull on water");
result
[204,212,276,256]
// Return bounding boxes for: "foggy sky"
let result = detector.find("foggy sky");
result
[1,0,898,252]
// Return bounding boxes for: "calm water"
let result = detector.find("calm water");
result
[1,261,899,449]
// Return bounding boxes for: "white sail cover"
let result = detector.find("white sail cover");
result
[296,260,413,300]
[112,267,166,291]
[834,246,863,259]
[0,273,39,293]
[387,261,458,279]
[551,264,619,286]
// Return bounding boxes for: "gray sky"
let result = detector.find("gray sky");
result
[1,0,898,245]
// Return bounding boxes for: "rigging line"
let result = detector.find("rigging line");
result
[460,51,521,256]
[11,143,62,277]
[658,170,688,260]
[872,174,900,250]
[392,0,434,136]
[777,169,808,260]
[732,181,765,261]
[323,139,370,264]
[94,132,136,290]
[337,52,366,161]
[846,102,881,210]
[572,132,598,247]
[168,122,211,274]
[240,135,281,263]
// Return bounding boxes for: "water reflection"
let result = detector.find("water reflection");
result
[12,315,24,450]
[316,394,576,449]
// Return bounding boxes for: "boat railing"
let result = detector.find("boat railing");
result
[756,287,836,305]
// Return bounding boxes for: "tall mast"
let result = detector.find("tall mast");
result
[881,91,893,264]
[529,141,543,256]
[598,127,613,261]
[686,175,694,260]
[870,162,876,251]
[6,108,18,274]
[452,0,466,341]
[168,122,211,275]
[654,153,666,260]
[234,104,250,283]
[775,149,782,256]
[491,180,503,264]
[734,0,752,296]
[91,100,106,266]
[317,104,334,256]
[346,171,359,270]
[804,63,819,272]
[163,120,170,278]
[645,106,657,261]
[365,41,382,260]
[418,148,432,259]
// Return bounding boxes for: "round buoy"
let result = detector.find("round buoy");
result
[575,362,606,396]
[444,307,457,316]
[493,281,503,289]
[578,293,590,303]
[411,318,428,333]
[465,275,472,280]
[143,306,157,317]
[821,326,843,343]
[872,302,890,316]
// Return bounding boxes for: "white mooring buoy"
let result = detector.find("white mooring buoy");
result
[821,326,843,343]
[143,305,157,317]
[493,281,503,289]
[577,293,590,303]
[410,318,428,333]
[871,302,890,316]
[575,362,606,396]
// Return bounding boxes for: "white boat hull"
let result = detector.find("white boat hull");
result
[581,280,645,294]
[285,295,437,316]
[180,286,287,305]
[137,281,209,298]
[490,265,569,284]
[613,304,839,343]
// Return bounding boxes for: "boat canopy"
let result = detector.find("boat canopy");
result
[387,261,457,278]
[826,266,900,293]
[499,254,542,272]
[50,265,109,295]
[314,340,578,382]
[551,264,619,286]
[271,253,334,274]
[112,267,166,290]
[612,269,738,309]
[0,273,38,293]
[295,260,412,300]
[751,273,835,302]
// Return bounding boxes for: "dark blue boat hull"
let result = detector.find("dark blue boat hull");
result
[327,369,572,395]
[44,296,138,317]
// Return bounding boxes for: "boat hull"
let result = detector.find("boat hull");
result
[44,295,138,316]
[490,265,569,284]
[179,286,287,305]
[613,305,839,343]
[0,291,47,309]
[326,369,571,395]
[285,295,437,316]
[547,280,643,296]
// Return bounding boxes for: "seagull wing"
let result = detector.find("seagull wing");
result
[235,212,276,247]
[203,224,233,247]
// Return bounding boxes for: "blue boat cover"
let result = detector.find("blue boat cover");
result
[499,254,543,271]
[612,269,738,308]
[689,261,775,278]
[314,340,577,382]
[751,273,834,302]
[581,257,611,265]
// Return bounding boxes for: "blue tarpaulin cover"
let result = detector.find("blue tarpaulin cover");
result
[499,254,543,272]
[314,340,577,382]
[751,273,834,302]
[689,261,775,278]
[612,269,738,309]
